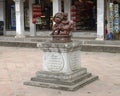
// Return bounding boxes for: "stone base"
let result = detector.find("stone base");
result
[15,34,25,38]
[51,35,72,43]
[24,68,98,91]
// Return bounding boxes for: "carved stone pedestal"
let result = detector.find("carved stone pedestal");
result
[24,42,98,91]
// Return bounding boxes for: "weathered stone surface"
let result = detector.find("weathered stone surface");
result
[24,41,98,91]
[24,68,98,91]
[36,68,87,80]
[37,42,82,73]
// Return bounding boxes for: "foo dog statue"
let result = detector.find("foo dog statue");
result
[51,12,75,43]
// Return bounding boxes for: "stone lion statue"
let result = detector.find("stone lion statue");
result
[51,12,75,36]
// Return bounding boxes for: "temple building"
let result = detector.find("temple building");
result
[0,0,120,40]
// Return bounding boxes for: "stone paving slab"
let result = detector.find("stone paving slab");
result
[0,46,120,96]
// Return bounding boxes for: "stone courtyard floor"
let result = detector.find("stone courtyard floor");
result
[0,46,120,96]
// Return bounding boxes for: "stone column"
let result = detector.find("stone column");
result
[29,0,36,36]
[96,0,105,40]
[53,0,61,16]
[0,0,4,21]
[106,0,110,34]
[0,0,5,35]
[64,0,71,20]
[14,0,25,38]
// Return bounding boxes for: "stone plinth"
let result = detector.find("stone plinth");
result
[24,42,98,91]
[51,35,72,43]
[39,42,81,73]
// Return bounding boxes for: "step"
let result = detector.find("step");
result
[0,37,120,53]
[24,75,98,91]
[24,67,98,91]
[31,73,92,86]
[81,44,120,53]
[0,40,37,48]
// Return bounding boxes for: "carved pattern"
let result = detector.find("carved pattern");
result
[45,53,64,72]
[70,51,80,71]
